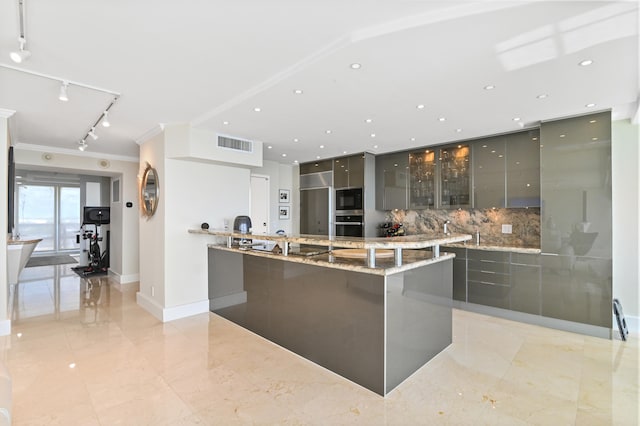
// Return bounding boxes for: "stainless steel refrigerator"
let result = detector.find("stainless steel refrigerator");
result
[300,187,331,236]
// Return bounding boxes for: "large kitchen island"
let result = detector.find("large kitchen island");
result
[190,229,470,396]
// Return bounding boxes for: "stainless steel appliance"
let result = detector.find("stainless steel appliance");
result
[300,187,331,236]
[336,188,363,211]
[335,214,363,237]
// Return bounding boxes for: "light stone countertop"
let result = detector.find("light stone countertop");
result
[443,242,541,254]
[190,229,471,249]
[7,238,43,245]
[207,243,455,276]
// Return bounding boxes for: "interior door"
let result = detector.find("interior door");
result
[250,175,269,235]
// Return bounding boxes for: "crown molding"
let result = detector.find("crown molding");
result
[135,124,165,145]
[0,108,16,118]
[14,142,139,163]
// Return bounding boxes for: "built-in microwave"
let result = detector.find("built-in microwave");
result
[335,188,363,211]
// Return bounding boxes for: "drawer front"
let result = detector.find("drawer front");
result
[468,281,510,309]
[468,259,510,275]
[467,270,510,286]
[511,252,540,266]
[467,249,510,263]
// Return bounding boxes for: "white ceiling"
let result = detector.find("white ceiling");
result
[1,1,638,164]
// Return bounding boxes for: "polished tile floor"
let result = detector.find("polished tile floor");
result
[2,263,638,425]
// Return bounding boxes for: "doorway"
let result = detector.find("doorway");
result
[250,175,270,235]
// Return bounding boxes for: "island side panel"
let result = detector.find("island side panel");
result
[209,250,386,395]
[385,258,453,394]
[208,248,246,310]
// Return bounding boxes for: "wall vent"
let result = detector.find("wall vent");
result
[217,135,253,153]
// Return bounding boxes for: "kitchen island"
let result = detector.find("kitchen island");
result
[192,229,470,396]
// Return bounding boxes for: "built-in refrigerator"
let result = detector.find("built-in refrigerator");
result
[300,187,331,236]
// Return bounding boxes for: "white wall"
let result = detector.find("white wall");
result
[612,118,640,332]
[13,147,140,284]
[251,160,295,234]
[138,124,252,320]
[0,115,10,335]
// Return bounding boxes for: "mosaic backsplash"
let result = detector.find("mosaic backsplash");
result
[386,208,540,248]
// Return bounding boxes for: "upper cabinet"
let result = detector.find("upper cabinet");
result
[300,159,333,175]
[334,154,365,189]
[409,148,436,209]
[473,136,507,209]
[439,144,471,209]
[376,151,409,210]
[506,130,540,207]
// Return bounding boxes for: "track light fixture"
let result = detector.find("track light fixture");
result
[59,82,69,102]
[10,0,30,63]
[101,110,110,127]
[76,97,118,152]
[10,37,31,63]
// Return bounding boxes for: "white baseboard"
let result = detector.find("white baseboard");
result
[136,292,209,322]
[0,320,11,337]
[108,270,140,284]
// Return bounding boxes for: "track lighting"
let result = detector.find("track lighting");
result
[101,111,110,127]
[59,82,69,102]
[78,140,87,151]
[88,127,98,140]
[10,37,30,63]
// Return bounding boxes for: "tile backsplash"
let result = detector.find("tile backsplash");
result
[386,208,540,248]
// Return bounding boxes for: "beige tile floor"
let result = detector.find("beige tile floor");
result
[1,263,638,425]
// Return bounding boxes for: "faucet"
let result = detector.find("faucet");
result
[475,230,480,245]
[443,220,451,235]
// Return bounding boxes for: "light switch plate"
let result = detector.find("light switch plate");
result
[502,224,512,234]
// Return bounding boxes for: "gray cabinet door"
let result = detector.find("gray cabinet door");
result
[348,154,365,188]
[409,149,436,209]
[375,152,408,210]
[439,144,471,208]
[510,262,541,315]
[467,249,510,309]
[506,130,540,207]
[473,136,506,208]
[333,157,350,188]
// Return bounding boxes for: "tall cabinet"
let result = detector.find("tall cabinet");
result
[539,111,612,330]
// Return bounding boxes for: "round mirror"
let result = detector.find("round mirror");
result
[140,163,159,218]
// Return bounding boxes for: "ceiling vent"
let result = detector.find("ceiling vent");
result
[217,135,253,153]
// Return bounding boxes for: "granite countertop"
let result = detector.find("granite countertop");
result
[190,229,472,249]
[7,238,43,245]
[208,243,454,276]
[443,241,541,254]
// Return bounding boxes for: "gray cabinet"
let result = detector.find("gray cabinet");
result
[472,130,540,209]
[409,149,436,209]
[439,144,471,209]
[447,247,467,302]
[375,152,409,210]
[506,130,540,207]
[334,154,365,189]
[510,253,541,315]
[467,249,510,309]
[300,159,332,175]
[539,111,612,328]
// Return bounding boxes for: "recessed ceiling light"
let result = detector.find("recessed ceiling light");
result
[579,59,593,67]
[293,89,303,95]
[456,128,463,133]
[325,130,332,134]
[267,145,272,149]
[484,85,495,90]
[319,145,325,149]
[316,156,321,159]
[536,94,548,99]
[365,118,372,123]
[223,121,229,125]
[438,117,446,122]
[410,137,416,142]
[282,153,287,157]
[513,117,521,122]
[370,133,376,138]
[294,160,299,163]
[350,63,361,69]
[585,103,596,108]
[343,151,347,154]
[253,107,261,112]
[293,138,299,142]
[373,145,378,149]
[416,104,425,110]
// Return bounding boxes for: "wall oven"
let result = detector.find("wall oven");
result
[335,214,364,238]
[335,188,363,212]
